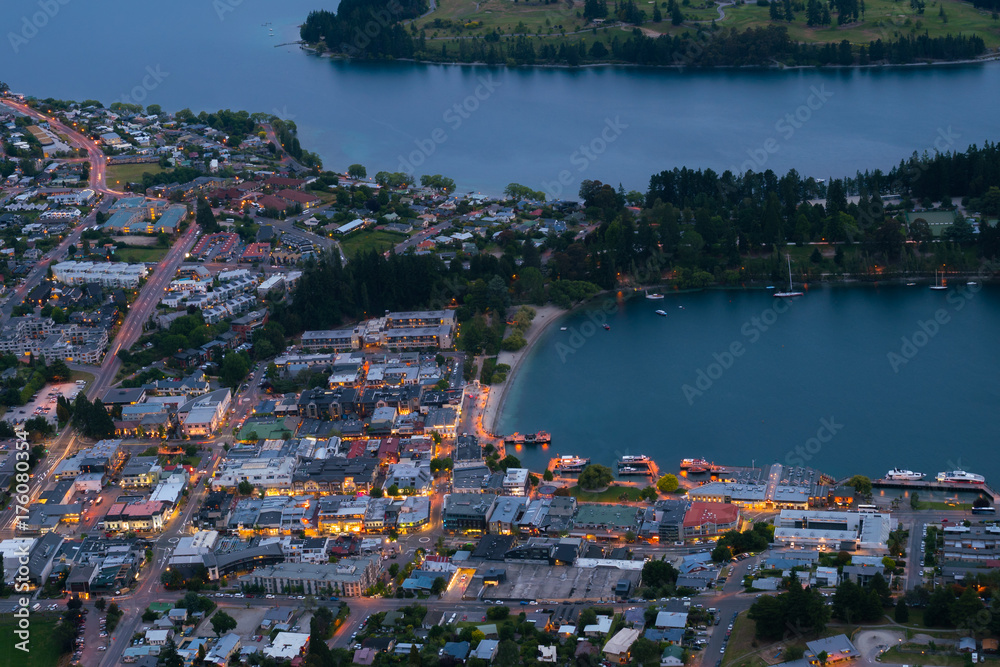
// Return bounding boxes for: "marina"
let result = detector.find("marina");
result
[873,477,1000,503]
[503,431,552,447]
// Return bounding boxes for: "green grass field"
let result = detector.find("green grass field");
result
[339,230,409,258]
[568,484,649,502]
[106,162,164,188]
[0,613,65,667]
[114,246,170,263]
[417,0,1000,50]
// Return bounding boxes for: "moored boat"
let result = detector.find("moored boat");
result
[886,468,925,481]
[680,457,710,470]
[655,310,667,316]
[553,455,590,473]
[936,470,985,484]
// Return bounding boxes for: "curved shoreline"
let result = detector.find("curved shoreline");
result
[304,43,1000,70]
[480,303,567,436]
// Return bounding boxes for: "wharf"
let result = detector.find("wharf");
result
[873,478,1000,503]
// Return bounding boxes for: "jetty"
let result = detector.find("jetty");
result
[873,478,1000,503]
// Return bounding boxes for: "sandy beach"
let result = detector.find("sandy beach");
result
[480,303,566,436]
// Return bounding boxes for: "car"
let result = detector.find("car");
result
[266,594,275,599]
[721,648,726,654]
[98,647,107,651]
[100,632,108,637]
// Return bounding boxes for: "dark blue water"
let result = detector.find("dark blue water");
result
[498,285,1000,482]
[2,1,1000,195]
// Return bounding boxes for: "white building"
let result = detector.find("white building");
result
[773,510,893,552]
[51,260,149,288]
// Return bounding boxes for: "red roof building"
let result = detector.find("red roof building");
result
[256,194,289,211]
[682,502,740,539]
[278,189,321,208]
[241,242,271,263]
[265,176,306,190]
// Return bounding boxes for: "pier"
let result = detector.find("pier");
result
[873,478,1000,503]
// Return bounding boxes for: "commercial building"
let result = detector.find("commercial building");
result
[683,502,741,539]
[772,510,893,552]
[237,556,379,597]
[0,314,109,364]
[443,493,499,534]
[210,457,296,492]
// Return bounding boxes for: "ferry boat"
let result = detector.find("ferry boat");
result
[619,455,651,467]
[553,455,590,473]
[655,310,667,317]
[936,470,986,484]
[886,468,925,481]
[680,457,710,470]
[502,431,552,446]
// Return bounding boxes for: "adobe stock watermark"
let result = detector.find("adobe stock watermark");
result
[8,0,71,54]
[396,74,503,174]
[887,259,998,373]
[110,65,170,107]
[213,0,244,21]
[730,85,834,175]
[541,116,628,201]
[785,417,844,466]
[682,296,799,404]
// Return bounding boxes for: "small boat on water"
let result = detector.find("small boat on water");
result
[560,326,568,331]
[930,270,947,290]
[906,282,916,286]
[655,310,667,317]
[774,254,805,298]
[603,324,611,330]
[646,291,665,300]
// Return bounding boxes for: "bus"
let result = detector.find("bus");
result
[857,504,878,513]
[972,506,996,515]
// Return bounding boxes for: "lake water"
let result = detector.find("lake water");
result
[3,1,1000,195]
[497,285,1000,484]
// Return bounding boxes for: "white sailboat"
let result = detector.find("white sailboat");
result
[930,269,947,290]
[773,254,804,298]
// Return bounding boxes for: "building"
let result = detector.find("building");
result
[264,633,310,661]
[804,635,859,664]
[102,500,170,533]
[603,628,642,664]
[772,510,892,552]
[51,261,149,288]
[300,328,362,352]
[237,557,379,597]
[205,633,241,667]
[443,494,498,534]
[683,502,741,539]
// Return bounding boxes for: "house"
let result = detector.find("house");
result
[538,646,558,663]
[958,638,977,653]
[805,635,859,664]
[661,645,685,667]
[604,628,642,664]
[145,629,172,646]
[353,648,377,665]
[205,633,241,667]
[655,612,688,629]
[442,642,470,662]
[584,615,614,637]
[471,639,499,662]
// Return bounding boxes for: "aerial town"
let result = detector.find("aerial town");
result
[2,89,1000,667]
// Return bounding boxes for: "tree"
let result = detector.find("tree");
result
[95,597,107,611]
[431,577,447,595]
[211,610,238,636]
[895,598,909,623]
[487,606,511,621]
[220,351,250,389]
[238,480,254,496]
[578,464,614,490]
[657,474,679,493]
[846,475,872,497]
[496,639,520,667]
[630,637,661,666]
[196,198,219,234]
[543,469,554,482]
[347,164,367,179]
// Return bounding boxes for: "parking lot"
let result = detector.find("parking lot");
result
[471,562,630,603]
[3,380,85,426]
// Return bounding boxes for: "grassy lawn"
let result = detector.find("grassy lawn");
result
[722,612,767,667]
[917,501,973,511]
[106,162,164,188]
[339,230,409,258]
[880,646,977,666]
[70,370,95,390]
[568,484,648,502]
[418,0,1000,50]
[114,246,170,263]
[0,613,65,667]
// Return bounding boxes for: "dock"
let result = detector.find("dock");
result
[873,478,1000,503]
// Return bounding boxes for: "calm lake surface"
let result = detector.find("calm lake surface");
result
[4,1,1000,195]
[497,285,1000,483]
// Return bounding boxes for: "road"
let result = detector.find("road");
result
[0,98,120,196]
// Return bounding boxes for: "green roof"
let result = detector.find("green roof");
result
[237,418,293,441]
